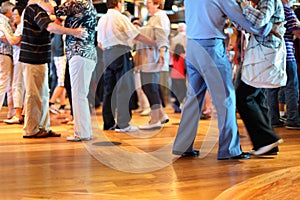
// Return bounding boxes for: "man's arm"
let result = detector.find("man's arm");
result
[223,0,272,36]
[0,25,21,45]
[46,22,88,39]
[241,0,276,28]
[134,33,157,47]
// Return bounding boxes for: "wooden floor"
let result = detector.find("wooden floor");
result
[0,105,300,200]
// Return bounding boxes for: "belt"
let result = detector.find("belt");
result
[104,45,130,51]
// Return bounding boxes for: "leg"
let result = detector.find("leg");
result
[23,63,50,135]
[196,39,241,159]
[102,67,117,130]
[172,61,206,153]
[12,62,25,119]
[285,61,300,126]
[0,55,13,111]
[115,54,136,128]
[141,72,162,123]
[69,56,96,138]
[236,81,280,150]
[64,62,73,117]
[266,88,281,126]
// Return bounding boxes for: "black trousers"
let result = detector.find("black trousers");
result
[102,46,135,129]
[236,81,281,150]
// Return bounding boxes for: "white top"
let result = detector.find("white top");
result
[136,10,170,72]
[97,9,139,49]
[13,23,23,65]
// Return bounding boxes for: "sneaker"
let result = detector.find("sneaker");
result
[49,104,60,114]
[140,108,151,116]
[250,139,283,156]
[160,114,169,124]
[66,135,92,142]
[279,115,287,123]
[272,121,285,128]
[249,147,279,156]
[66,120,74,125]
[139,121,161,130]
[133,107,143,113]
[58,108,65,114]
[286,122,300,130]
[3,116,22,124]
[115,125,138,132]
[172,103,181,113]
[61,117,72,124]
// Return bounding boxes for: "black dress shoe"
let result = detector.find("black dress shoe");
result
[173,150,200,157]
[218,152,251,160]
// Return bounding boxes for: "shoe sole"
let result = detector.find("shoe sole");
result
[115,129,138,132]
[66,137,92,141]
[252,139,283,156]
[138,126,161,130]
[4,121,22,124]
[286,126,300,130]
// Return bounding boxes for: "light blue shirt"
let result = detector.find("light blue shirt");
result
[184,0,272,40]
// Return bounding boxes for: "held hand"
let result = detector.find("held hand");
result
[158,49,165,65]
[271,22,286,38]
[240,1,251,9]
[74,28,88,40]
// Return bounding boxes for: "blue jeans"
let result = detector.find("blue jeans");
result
[172,39,241,159]
[140,72,161,110]
[267,61,299,125]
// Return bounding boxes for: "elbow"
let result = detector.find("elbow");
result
[46,23,56,33]
[261,23,273,37]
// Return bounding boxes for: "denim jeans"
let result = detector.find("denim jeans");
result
[140,72,161,110]
[267,61,300,125]
[173,38,242,159]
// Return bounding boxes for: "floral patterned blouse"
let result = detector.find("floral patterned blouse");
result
[55,0,97,63]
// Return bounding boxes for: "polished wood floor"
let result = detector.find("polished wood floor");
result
[0,105,300,200]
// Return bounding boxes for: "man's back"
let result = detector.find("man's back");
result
[184,0,271,40]
[97,9,139,49]
[19,5,52,64]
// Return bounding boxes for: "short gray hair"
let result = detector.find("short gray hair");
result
[0,1,15,14]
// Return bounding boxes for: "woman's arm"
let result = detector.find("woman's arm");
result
[0,27,21,45]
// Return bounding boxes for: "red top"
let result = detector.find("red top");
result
[171,55,186,79]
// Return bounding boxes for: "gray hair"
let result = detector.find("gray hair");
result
[0,1,15,14]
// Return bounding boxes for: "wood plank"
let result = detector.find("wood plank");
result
[0,105,300,199]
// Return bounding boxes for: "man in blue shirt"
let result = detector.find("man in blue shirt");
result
[172,0,273,160]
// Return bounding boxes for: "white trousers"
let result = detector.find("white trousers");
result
[22,63,50,136]
[0,55,13,113]
[69,56,96,138]
[12,62,25,108]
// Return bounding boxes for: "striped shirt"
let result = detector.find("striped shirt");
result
[242,0,285,48]
[19,5,52,64]
[0,13,13,57]
[283,4,300,62]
